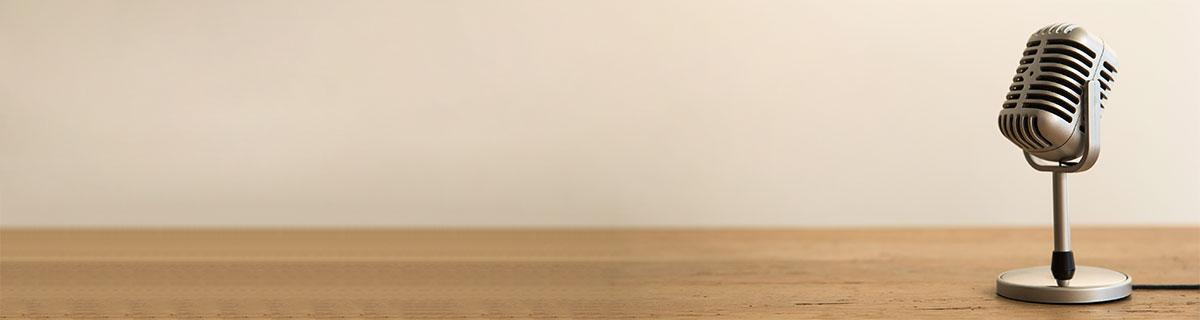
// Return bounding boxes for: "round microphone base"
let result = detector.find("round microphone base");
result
[996,266,1131,304]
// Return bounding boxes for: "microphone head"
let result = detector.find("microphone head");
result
[999,23,1118,162]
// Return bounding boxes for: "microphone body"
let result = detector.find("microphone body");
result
[999,23,1118,166]
[994,24,1131,304]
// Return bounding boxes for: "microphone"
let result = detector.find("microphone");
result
[994,24,1132,304]
[999,23,1118,168]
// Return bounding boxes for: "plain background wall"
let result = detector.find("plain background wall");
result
[1,0,1197,227]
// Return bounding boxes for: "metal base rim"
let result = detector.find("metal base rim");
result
[996,266,1131,304]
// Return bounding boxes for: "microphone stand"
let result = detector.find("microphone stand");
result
[996,79,1132,304]
[1052,171,1072,287]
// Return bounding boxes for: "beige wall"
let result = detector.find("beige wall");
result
[1,0,1197,227]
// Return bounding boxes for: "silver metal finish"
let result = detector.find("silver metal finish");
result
[997,266,1131,304]
[999,23,1118,166]
[1052,171,1071,287]
[995,23,1130,304]
[1052,172,1070,253]
[1023,80,1103,173]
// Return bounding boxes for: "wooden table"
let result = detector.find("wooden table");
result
[2,228,1197,319]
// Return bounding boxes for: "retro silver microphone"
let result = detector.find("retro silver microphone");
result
[994,24,1131,304]
[999,23,1118,167]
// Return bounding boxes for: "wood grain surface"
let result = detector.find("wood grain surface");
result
[2,228,1197,319]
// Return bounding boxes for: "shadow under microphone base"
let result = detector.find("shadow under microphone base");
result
[995,80,1132,304]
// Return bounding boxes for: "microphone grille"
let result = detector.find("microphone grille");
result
[1000,24,1118,158]
[998,113,1052,150]
[1034,23,1080,36]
